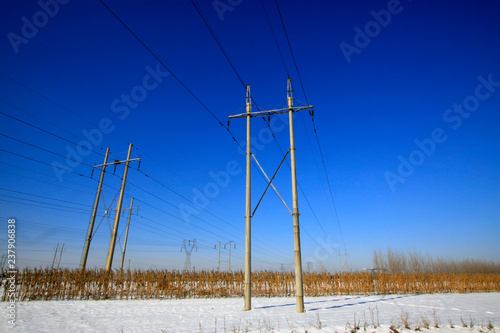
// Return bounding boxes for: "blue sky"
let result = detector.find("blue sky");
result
[0,0,499,272]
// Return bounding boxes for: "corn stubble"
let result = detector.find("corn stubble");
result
[2,268,499,301]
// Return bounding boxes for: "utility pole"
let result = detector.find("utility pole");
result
[287,78,305,312]
[81,148,110,271]
[228,78,312,313]
[215,241,221,271]
[215,241,235,272]
[57,243,65,269]
[51,243,59,269]
[244,85,252,311]
[105,143,140,272]
[120,197,137,273]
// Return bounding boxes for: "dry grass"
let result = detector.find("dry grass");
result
[1,267,499,301]
[373,249,500,274]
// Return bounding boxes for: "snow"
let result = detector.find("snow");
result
[2,293,499,332]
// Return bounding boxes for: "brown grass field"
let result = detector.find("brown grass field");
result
[2,268,499,301]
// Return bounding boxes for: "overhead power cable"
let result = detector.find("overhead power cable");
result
[98,0,230,133]
[0,133,95,168]
[273,0,346,249]
[191,0,245,87]
[0,148,88,178]
[274,0,308,105]
[0,106,103,156]
[0,187,93,208]
[259,0,290,77]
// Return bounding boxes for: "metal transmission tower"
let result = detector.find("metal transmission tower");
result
[228,78,313,313]
[181,239,197,272]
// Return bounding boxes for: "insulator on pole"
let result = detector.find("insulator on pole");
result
[137,160,141,171]
[91,168,94,179]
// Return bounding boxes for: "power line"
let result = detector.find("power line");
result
[260,0,290,77]
[0,187,93,208]
[0,133,95,168]
[0,106,104,156]
[191,0,245,87]
[98,0,230,133]
[273,0,346,249]
[0,148,89,178]
[0,194,91,213]
[274,0,308,104]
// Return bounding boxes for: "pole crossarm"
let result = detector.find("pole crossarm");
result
[95,158,140,168]
[251,151,291,218]
[228,105,313,119]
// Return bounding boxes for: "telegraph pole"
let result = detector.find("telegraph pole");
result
[215,241,221,271]
[51,243,59,269]
[105,143,140,272]
[244,85,252,311]
[81,148,110,270]
[228,78,312,313]
[119,197,137,273]
[288,78,305,313]
[215,241,235,272]
[57,243,65,269]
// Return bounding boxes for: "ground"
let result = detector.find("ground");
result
[2,293,499,332]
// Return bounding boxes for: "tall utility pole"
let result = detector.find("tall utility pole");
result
[287,78,305,313]
[119,197,137,273]
[81,148,109,270]
[105,143,140,272]
[244,85,252,311]
[228,78,313,313]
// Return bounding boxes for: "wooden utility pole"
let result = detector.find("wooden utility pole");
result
[105,143,140,272]
[81,148,110,270]
[228,78,312,313]
[119,197,136,273]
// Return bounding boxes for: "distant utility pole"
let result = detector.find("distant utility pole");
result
[215,241,235,271]
[105,143,140,272]
[51,243,59,269]
[81,148,110,271]
[181,239,197,272]
[228,78,313,313]
[119,197,138,273]
[57,243,65,269]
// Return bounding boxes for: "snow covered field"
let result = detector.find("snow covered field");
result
[2,293,499,332]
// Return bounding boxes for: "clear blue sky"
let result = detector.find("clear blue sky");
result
[1,0,499,271]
